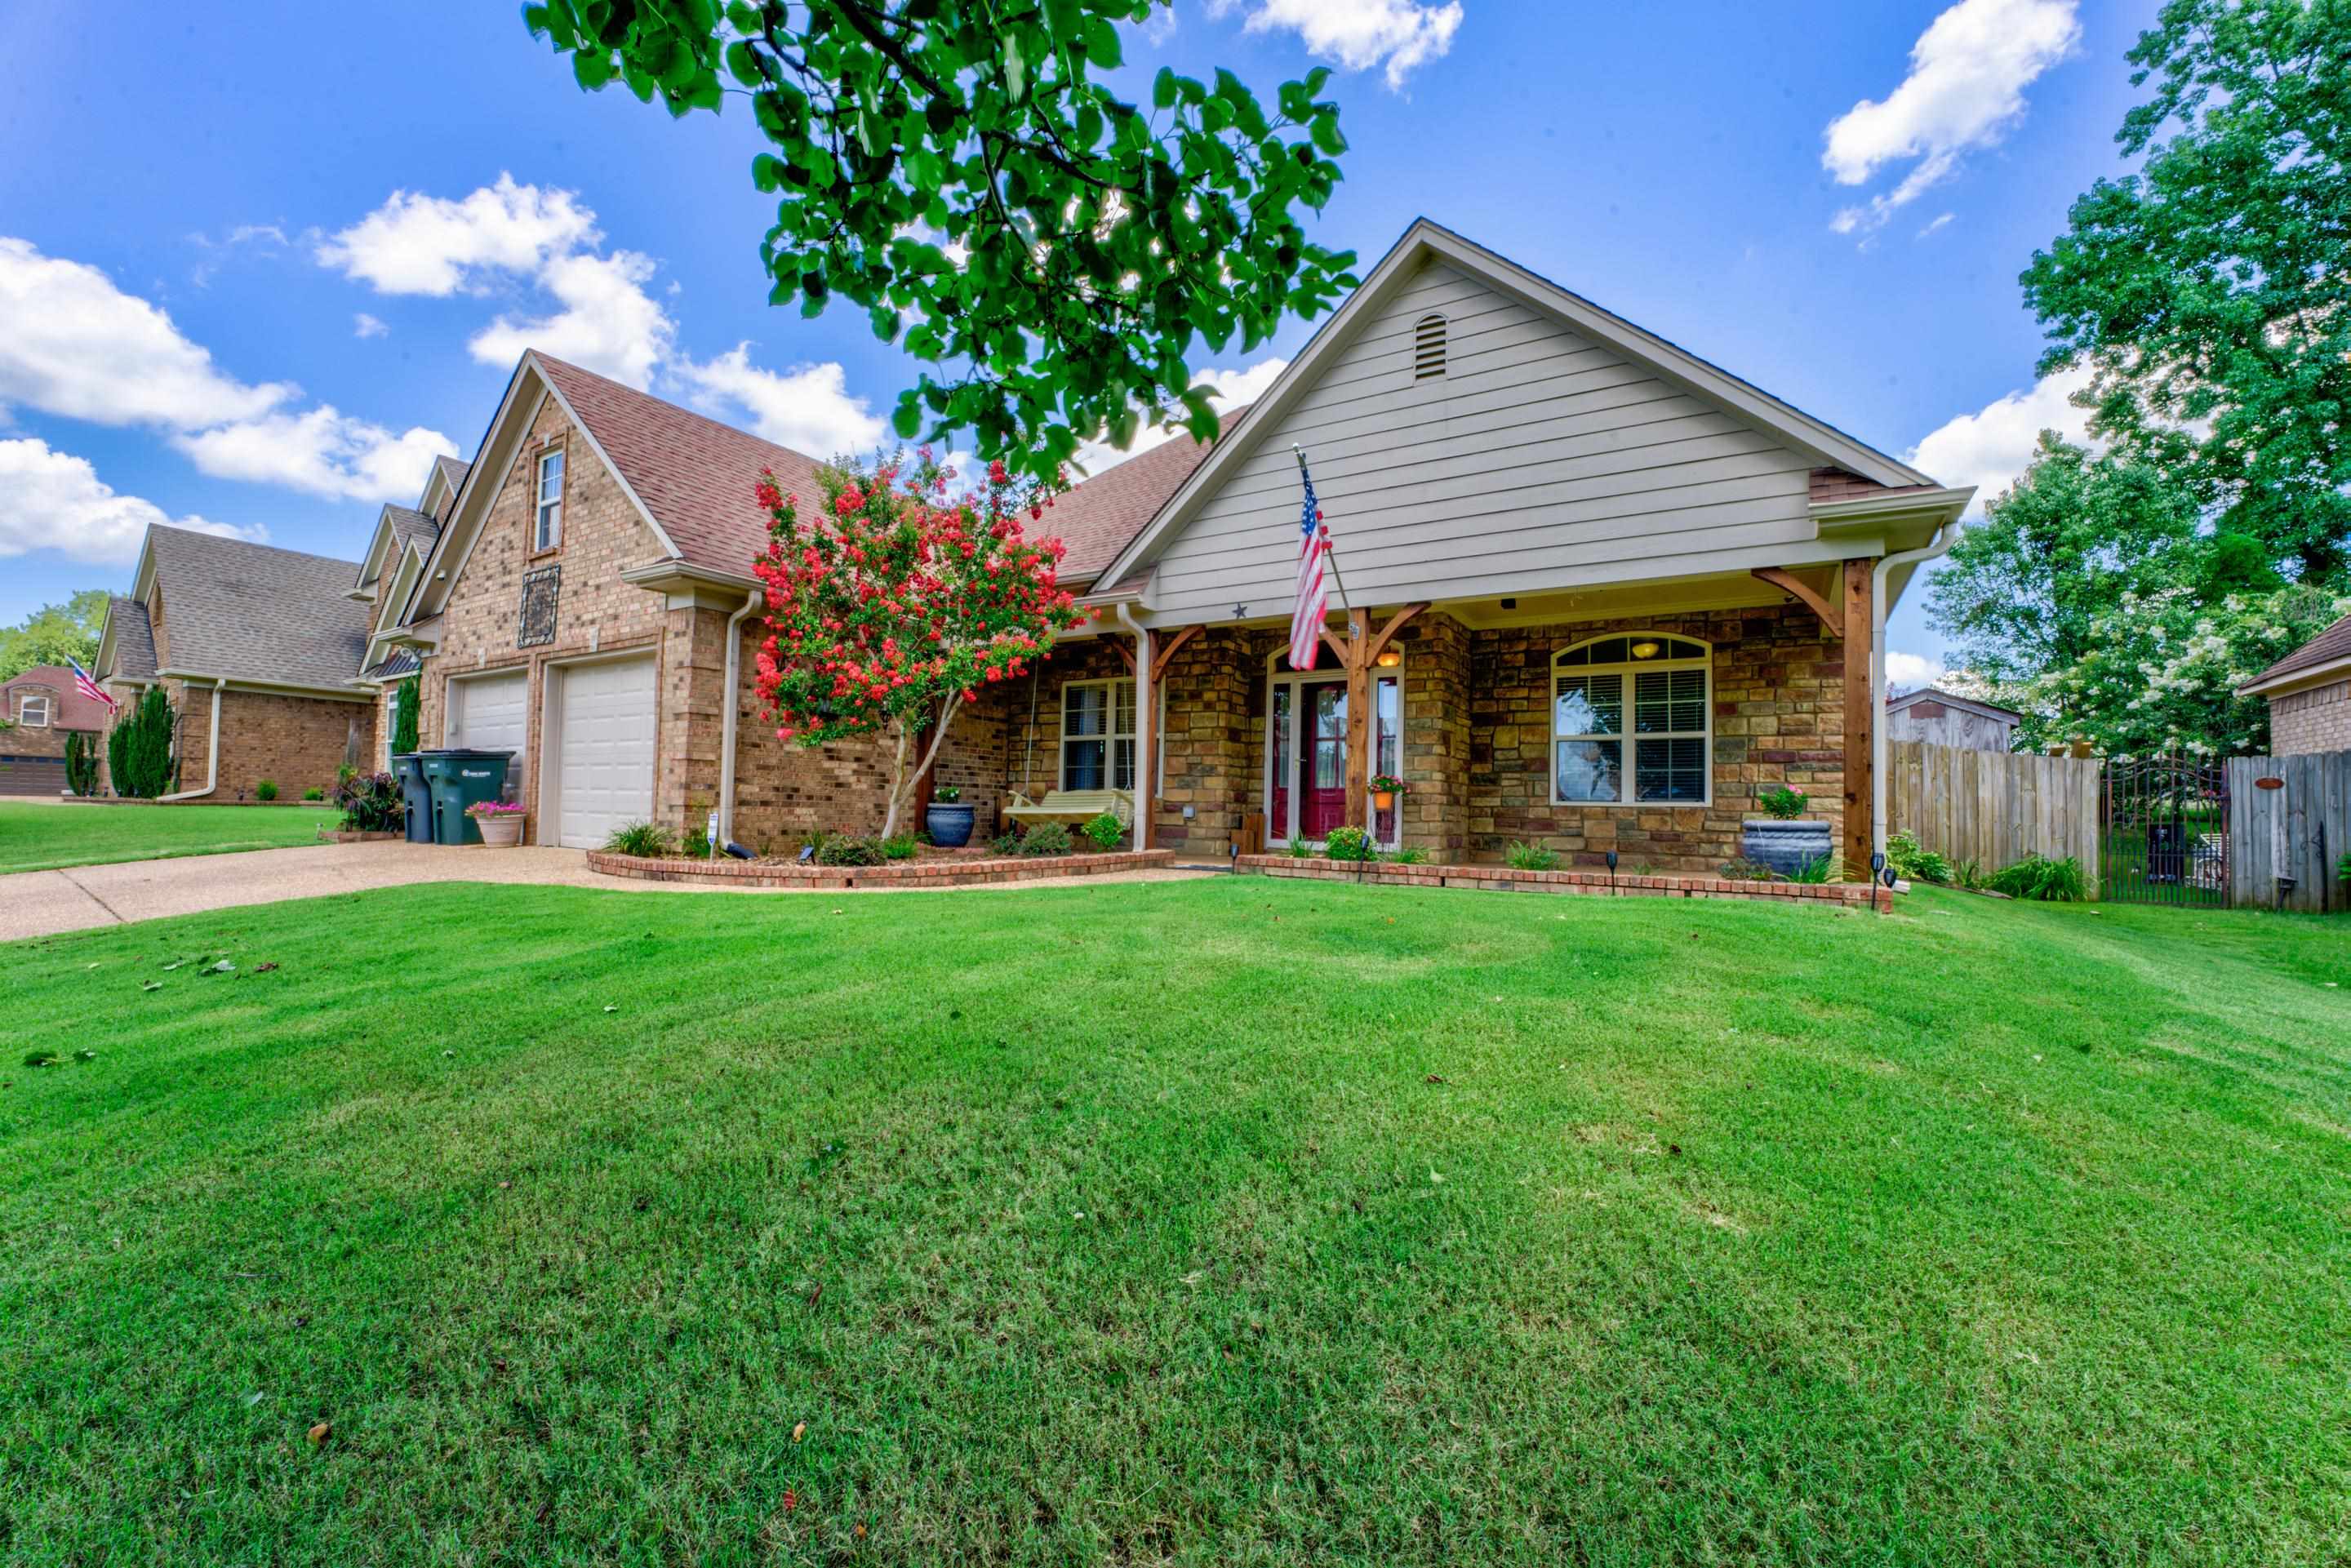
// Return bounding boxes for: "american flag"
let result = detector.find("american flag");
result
[1288,452,1329,670]
[68,655,115,711]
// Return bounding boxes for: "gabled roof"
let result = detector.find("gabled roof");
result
[99,595,158,681]
[1051,415,1241,585]
[1888,686,2023,721]
[139,526,371,692]
[0,665,113,730]
[2242,609,2351,695]
[353,503,442,592]
[1092,217,1957,592]
[429,455,469,513]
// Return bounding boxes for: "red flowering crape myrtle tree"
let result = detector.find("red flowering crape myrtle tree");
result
[751,450,1082,839]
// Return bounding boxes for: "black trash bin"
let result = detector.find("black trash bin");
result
[419,749,515,845]
[390,753,433,842]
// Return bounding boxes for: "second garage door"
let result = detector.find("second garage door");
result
[553,656,656,849]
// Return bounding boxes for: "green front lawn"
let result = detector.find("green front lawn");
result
[4,881,2348,1563]
[0,799,336,874]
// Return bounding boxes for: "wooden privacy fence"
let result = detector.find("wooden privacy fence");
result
[2225,752,2351,913]
[1887,741,2104,895]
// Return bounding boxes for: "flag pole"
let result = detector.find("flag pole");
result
[1292,445,1353,617]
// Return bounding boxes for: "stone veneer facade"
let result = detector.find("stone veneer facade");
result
[2268,678,2351,756]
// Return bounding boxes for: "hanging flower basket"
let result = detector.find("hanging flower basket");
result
[1369,774,1408,811]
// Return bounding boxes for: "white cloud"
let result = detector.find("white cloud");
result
[171,407,457,503]
[315,173,599,296]
[1207,0,1462,88]
[1071,357,1290,476]
[1916,212,1956,239]
[1884,651,1944,692]
[0,438,264,565]
[0,237,293,430]
[1906,365,2093,514]
[675,345,887,457]
[468,250,675,389]
[1823,0,2078,233]
[353,313,388,339]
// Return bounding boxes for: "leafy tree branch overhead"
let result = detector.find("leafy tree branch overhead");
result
[522,0,1358,484]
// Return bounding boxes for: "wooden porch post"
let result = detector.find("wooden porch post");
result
[1842,558,1875,882]
[1132,624,1153,851]
[1342,609,1372,830]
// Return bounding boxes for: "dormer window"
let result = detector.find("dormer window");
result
[535,448,565,551]
[1413,313,1447,380]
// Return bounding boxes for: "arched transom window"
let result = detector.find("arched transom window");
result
[1551,633,1711,805]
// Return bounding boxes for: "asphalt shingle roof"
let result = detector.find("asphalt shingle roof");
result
[384,504,440,555]
[431,455,471,518]
[2251,610,2351,688]
[105,596,158,680]
[145,526,371,691]
[532,353,1226,592]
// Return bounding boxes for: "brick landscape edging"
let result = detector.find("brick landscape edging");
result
[586,847,1180,890]
[1236,855,1895,912]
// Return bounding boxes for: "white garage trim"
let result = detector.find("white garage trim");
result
[538,651,658,850]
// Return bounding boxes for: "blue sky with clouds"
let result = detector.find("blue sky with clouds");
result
[0,0,2151,684]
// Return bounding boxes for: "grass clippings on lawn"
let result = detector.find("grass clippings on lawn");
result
[2,879,2349,1564]
[0,799,333,874]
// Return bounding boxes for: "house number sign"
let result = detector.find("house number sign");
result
[518,564,561,647]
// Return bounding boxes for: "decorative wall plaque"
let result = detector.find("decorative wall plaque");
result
[518,564,560,647]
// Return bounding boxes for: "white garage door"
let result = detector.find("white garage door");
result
[554,656,656,849]
[448,670,527,756]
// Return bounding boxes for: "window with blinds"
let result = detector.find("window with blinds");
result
[1551,635,1711,805]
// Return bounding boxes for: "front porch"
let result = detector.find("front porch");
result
[946,568,1876,880]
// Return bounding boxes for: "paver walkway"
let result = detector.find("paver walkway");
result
[3,842,1211,941]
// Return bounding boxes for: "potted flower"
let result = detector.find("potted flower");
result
[465,799,527,847]
[1741,784,1831,877]
[1369,773,1409,811]
[925,784,976,848]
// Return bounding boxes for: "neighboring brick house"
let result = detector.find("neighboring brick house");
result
[0,666,109,796]
[379,221,1972,877]
[2240,611,2351,756]
[91,527,375,801]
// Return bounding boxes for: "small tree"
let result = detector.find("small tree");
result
[751,450,1082,837]
[392,675,420,755]
[63,730,98,797]
[107,686,176,797]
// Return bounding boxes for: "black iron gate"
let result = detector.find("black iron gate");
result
[2101,753,2230,906]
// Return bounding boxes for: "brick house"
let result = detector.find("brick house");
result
[91,527,376,801]
[347,454,466,770]
[2240,611,2351,755]
[0,666,109,795]
[384,220,1971,873]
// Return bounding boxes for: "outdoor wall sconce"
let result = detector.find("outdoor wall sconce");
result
[1629,640,1661,660]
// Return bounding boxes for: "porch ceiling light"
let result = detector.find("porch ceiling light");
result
[1375,648,1402,668]
[1630,639,1661,660]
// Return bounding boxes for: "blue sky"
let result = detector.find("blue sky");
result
[0,0,2152,682]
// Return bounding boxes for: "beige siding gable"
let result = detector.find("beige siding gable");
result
[1144,258,1823,615]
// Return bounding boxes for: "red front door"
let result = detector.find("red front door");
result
[1300,681,1348,839]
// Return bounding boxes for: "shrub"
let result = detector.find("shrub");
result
[1505,840,1559,872]
[63,731,98,797]
[335,771,402,833]
[1758,784,1808,820]
[301,786,325,802]
[1718,857,1779,882]
[1788,852,1837,884]
[1384,845,1431,865]
[255,779,279,802]
[1287,835,1312,858]
[1885,831,1953,886]
[605,820,677,858]
[1988,854,2087,902]
[989,829,1022,855]
[1953,857,1985,890]
[815,833,887,866]
[1322,824,1375,861]
[681,828,711,858]
[108,686,176,797]
[880,833,921,860]
[391,675,420,756]
[1017,820,1073,856]
[1079,811,1125,852]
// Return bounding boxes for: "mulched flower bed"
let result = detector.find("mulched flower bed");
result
[586,847,1177,890]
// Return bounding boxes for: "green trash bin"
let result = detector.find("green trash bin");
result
[419,749,515,845]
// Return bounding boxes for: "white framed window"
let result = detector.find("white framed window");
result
[1552,634,1710,806]
[16,693,51,727]
[1061,678,1135,791]
[534,448,565,551]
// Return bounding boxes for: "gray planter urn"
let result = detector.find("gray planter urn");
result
[926,801,977,848]
[1741,818,1833,877]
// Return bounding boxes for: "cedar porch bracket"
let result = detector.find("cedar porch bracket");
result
[1149,624,1202,684]
[1315,603,1431,831]
[1751,567,1843,638]
[1110,640,1136,673]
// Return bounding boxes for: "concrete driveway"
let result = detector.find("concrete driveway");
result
[5,841,1209,941]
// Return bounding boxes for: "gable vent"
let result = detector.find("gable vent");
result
[1413,313,1447,380]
